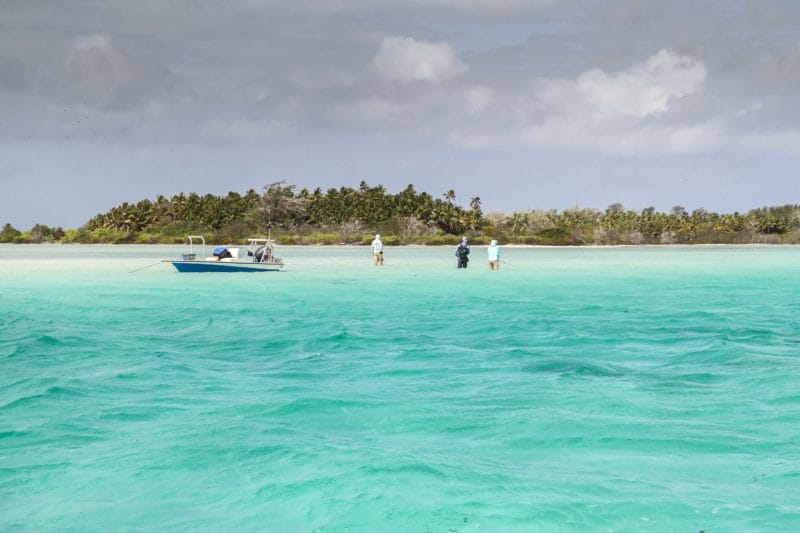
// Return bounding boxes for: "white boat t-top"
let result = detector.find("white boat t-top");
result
[164,235,284,272]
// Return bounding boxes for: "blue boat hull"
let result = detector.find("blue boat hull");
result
[167,261,281,273]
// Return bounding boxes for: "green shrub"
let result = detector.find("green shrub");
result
[157,221,211,238]
[302,232,339,245]
[134,232,159,244]
[214,222,259,242]
[781,230,800,244]
[534,227,572,245]
[414,234,460,245]
[113,231,138,244]
[357,233,375,245]
[82,228,129,243]
[12,231,31,243]
[354,233,401,245]
[0,223,21,243]
[467,235,491,245]
[275,235,300,245]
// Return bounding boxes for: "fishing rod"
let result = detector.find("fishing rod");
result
[498,255,520,268]
[128,261,163,273]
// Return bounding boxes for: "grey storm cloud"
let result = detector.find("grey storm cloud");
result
[57,34,179,111]
[0,56,33,91]
[1,0,797,145]
[2,0,800,227]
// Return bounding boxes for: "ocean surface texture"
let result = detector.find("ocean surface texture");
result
[2,245,799,531]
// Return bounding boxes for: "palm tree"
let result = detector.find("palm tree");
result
[469,196,483,231]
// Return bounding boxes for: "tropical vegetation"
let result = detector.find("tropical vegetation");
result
[2,182,800,245]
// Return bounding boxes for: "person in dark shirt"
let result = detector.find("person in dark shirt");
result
[455,237,470,268]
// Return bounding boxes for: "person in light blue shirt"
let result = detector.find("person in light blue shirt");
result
[487,239,500,270]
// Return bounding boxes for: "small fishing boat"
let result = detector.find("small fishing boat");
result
[164,235,284,272]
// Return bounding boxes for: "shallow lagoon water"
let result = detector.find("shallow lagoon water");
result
[2,244,800,531]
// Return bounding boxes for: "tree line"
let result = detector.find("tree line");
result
[2,181,800,245]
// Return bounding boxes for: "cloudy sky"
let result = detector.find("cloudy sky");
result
[2,0,800,227]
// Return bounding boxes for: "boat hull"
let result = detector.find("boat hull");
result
[166,260,282,272]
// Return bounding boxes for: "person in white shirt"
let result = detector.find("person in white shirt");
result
[371,234,384,266]
[487,239,500,270]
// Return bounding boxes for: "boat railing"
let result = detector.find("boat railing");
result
[186,235,205,260]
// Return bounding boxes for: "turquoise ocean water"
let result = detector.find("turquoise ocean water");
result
[2,244,800,531]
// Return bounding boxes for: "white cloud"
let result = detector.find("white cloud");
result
[535,49,706,122]
[347,49,720,156]
[372,36,467,83]
[517,50,711,155]
[463,86,495,115]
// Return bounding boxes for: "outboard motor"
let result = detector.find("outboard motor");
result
[254,245,267,262]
